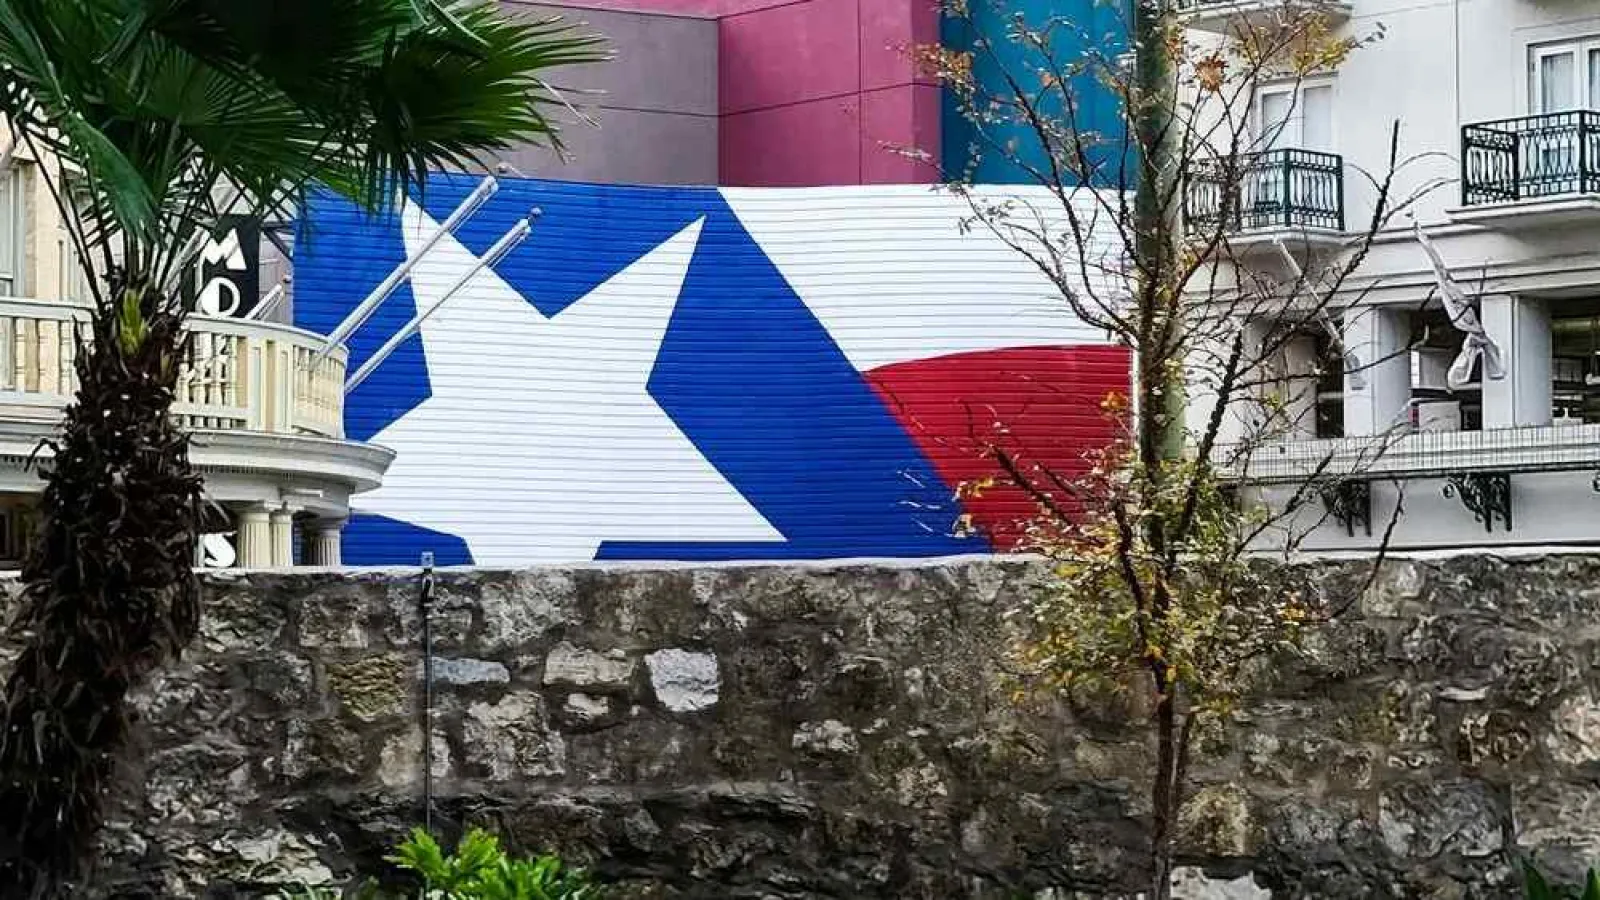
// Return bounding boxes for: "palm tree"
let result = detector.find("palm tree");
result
[0,2,603,894]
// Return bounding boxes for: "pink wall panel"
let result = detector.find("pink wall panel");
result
[540,0,800,17]
[538,0,716,13]
[720,98,862,186]
[554,0,942,186]
[710,0,811,12]
[717,0,939,185]
[858,0,939,92]
[860,84,940,184]
[718,0,861,114]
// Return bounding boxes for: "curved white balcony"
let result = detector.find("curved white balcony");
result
[0,298,390,566]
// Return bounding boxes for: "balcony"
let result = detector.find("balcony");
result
[1219,422,1600,484]
[0,298,390,567]
[1219,423,1600,537]
[1454,110,1600,230]
[1175,0,1351,34]
[1185,148,1347,255]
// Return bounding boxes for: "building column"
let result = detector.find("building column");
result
[1480,294,1551,430]
[1342,305,1412,436]
[305,518,345,567]
[1275,330,1320,441]
[237,503,273,569]
[1189,319,1272,447]
[270,504,298,568]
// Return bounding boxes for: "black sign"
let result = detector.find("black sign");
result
[192,215,259,317]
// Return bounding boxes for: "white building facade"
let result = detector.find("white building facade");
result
[0,148,389,569]
[1185,0,1600,551]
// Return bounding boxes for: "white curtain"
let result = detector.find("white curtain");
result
[1540,51,1576,112]
[1301,85,1333,151]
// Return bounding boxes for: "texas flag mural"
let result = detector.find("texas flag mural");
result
[294,174,1129,566]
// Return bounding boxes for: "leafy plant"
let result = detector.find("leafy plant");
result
[1524,860,1600,900]
[929,0,1405,895]
[0,2,602,895]
[390,828,602,900]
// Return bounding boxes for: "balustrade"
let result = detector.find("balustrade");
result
[0,298,345,438]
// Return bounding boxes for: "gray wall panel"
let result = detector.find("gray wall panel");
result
[500,2,718,185]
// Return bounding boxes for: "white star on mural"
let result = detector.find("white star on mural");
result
[355,204,783,565]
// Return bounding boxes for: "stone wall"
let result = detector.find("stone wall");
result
[71,554,1600,897]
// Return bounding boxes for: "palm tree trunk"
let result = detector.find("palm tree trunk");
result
[0,272,202,898]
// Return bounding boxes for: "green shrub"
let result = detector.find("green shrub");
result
[391,827,602,900]
[270,828,599,900]
[1524,860,1600,900]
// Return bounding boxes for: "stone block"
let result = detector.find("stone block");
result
[278,716,366,783]
[1178,785,1261,858]
[544,642,636,691]
[200,576,289,652]
[295,580,375,650]
[463,692,566,780]
[207,829,335,888]
[377,725,451,788]
[561,692,614,728]
[477,571,573,652]
[792,719,859,757]
[645,648,719,713]
[1172,868,1271,899]
[327,653,412,721]
[431,656,511,686]
[1377,780,1504,860]
[1545,690,1600,767]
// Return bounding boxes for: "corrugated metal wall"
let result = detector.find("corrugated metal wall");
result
[295,176,1129,565]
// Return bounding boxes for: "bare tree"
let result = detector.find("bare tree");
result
[911,1,1444,895]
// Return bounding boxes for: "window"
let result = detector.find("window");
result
[1254,81,1334,152]
[1531,39,1600,113]
[58,238,90,303]
[0,167,25,297]
[1524,41,1600,191]
[1248,81,1335,219]
[1549,298,1600,425]
[1409,309,1481,432]
[59,178,95,303]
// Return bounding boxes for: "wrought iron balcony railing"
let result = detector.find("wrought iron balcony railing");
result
[1185,148,1345,234]
[1461,110,1600,205]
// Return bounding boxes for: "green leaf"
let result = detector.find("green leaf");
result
[387,827,601,900]
[389,827,450,886]
[1525,860,1559,900]
[117,287,147,355]
[0,0,605,265]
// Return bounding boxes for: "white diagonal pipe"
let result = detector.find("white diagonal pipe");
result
[244,277,291,321]
[312,176,498,367]
[344,215,534,393]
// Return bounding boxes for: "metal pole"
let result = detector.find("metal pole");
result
[344,213,536,392]
[243,277,291,321]
[419,551,435,834]
[312,176,499,367]
[1282,151,1293,229]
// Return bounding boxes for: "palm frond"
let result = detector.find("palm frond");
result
[0,5,606,889]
